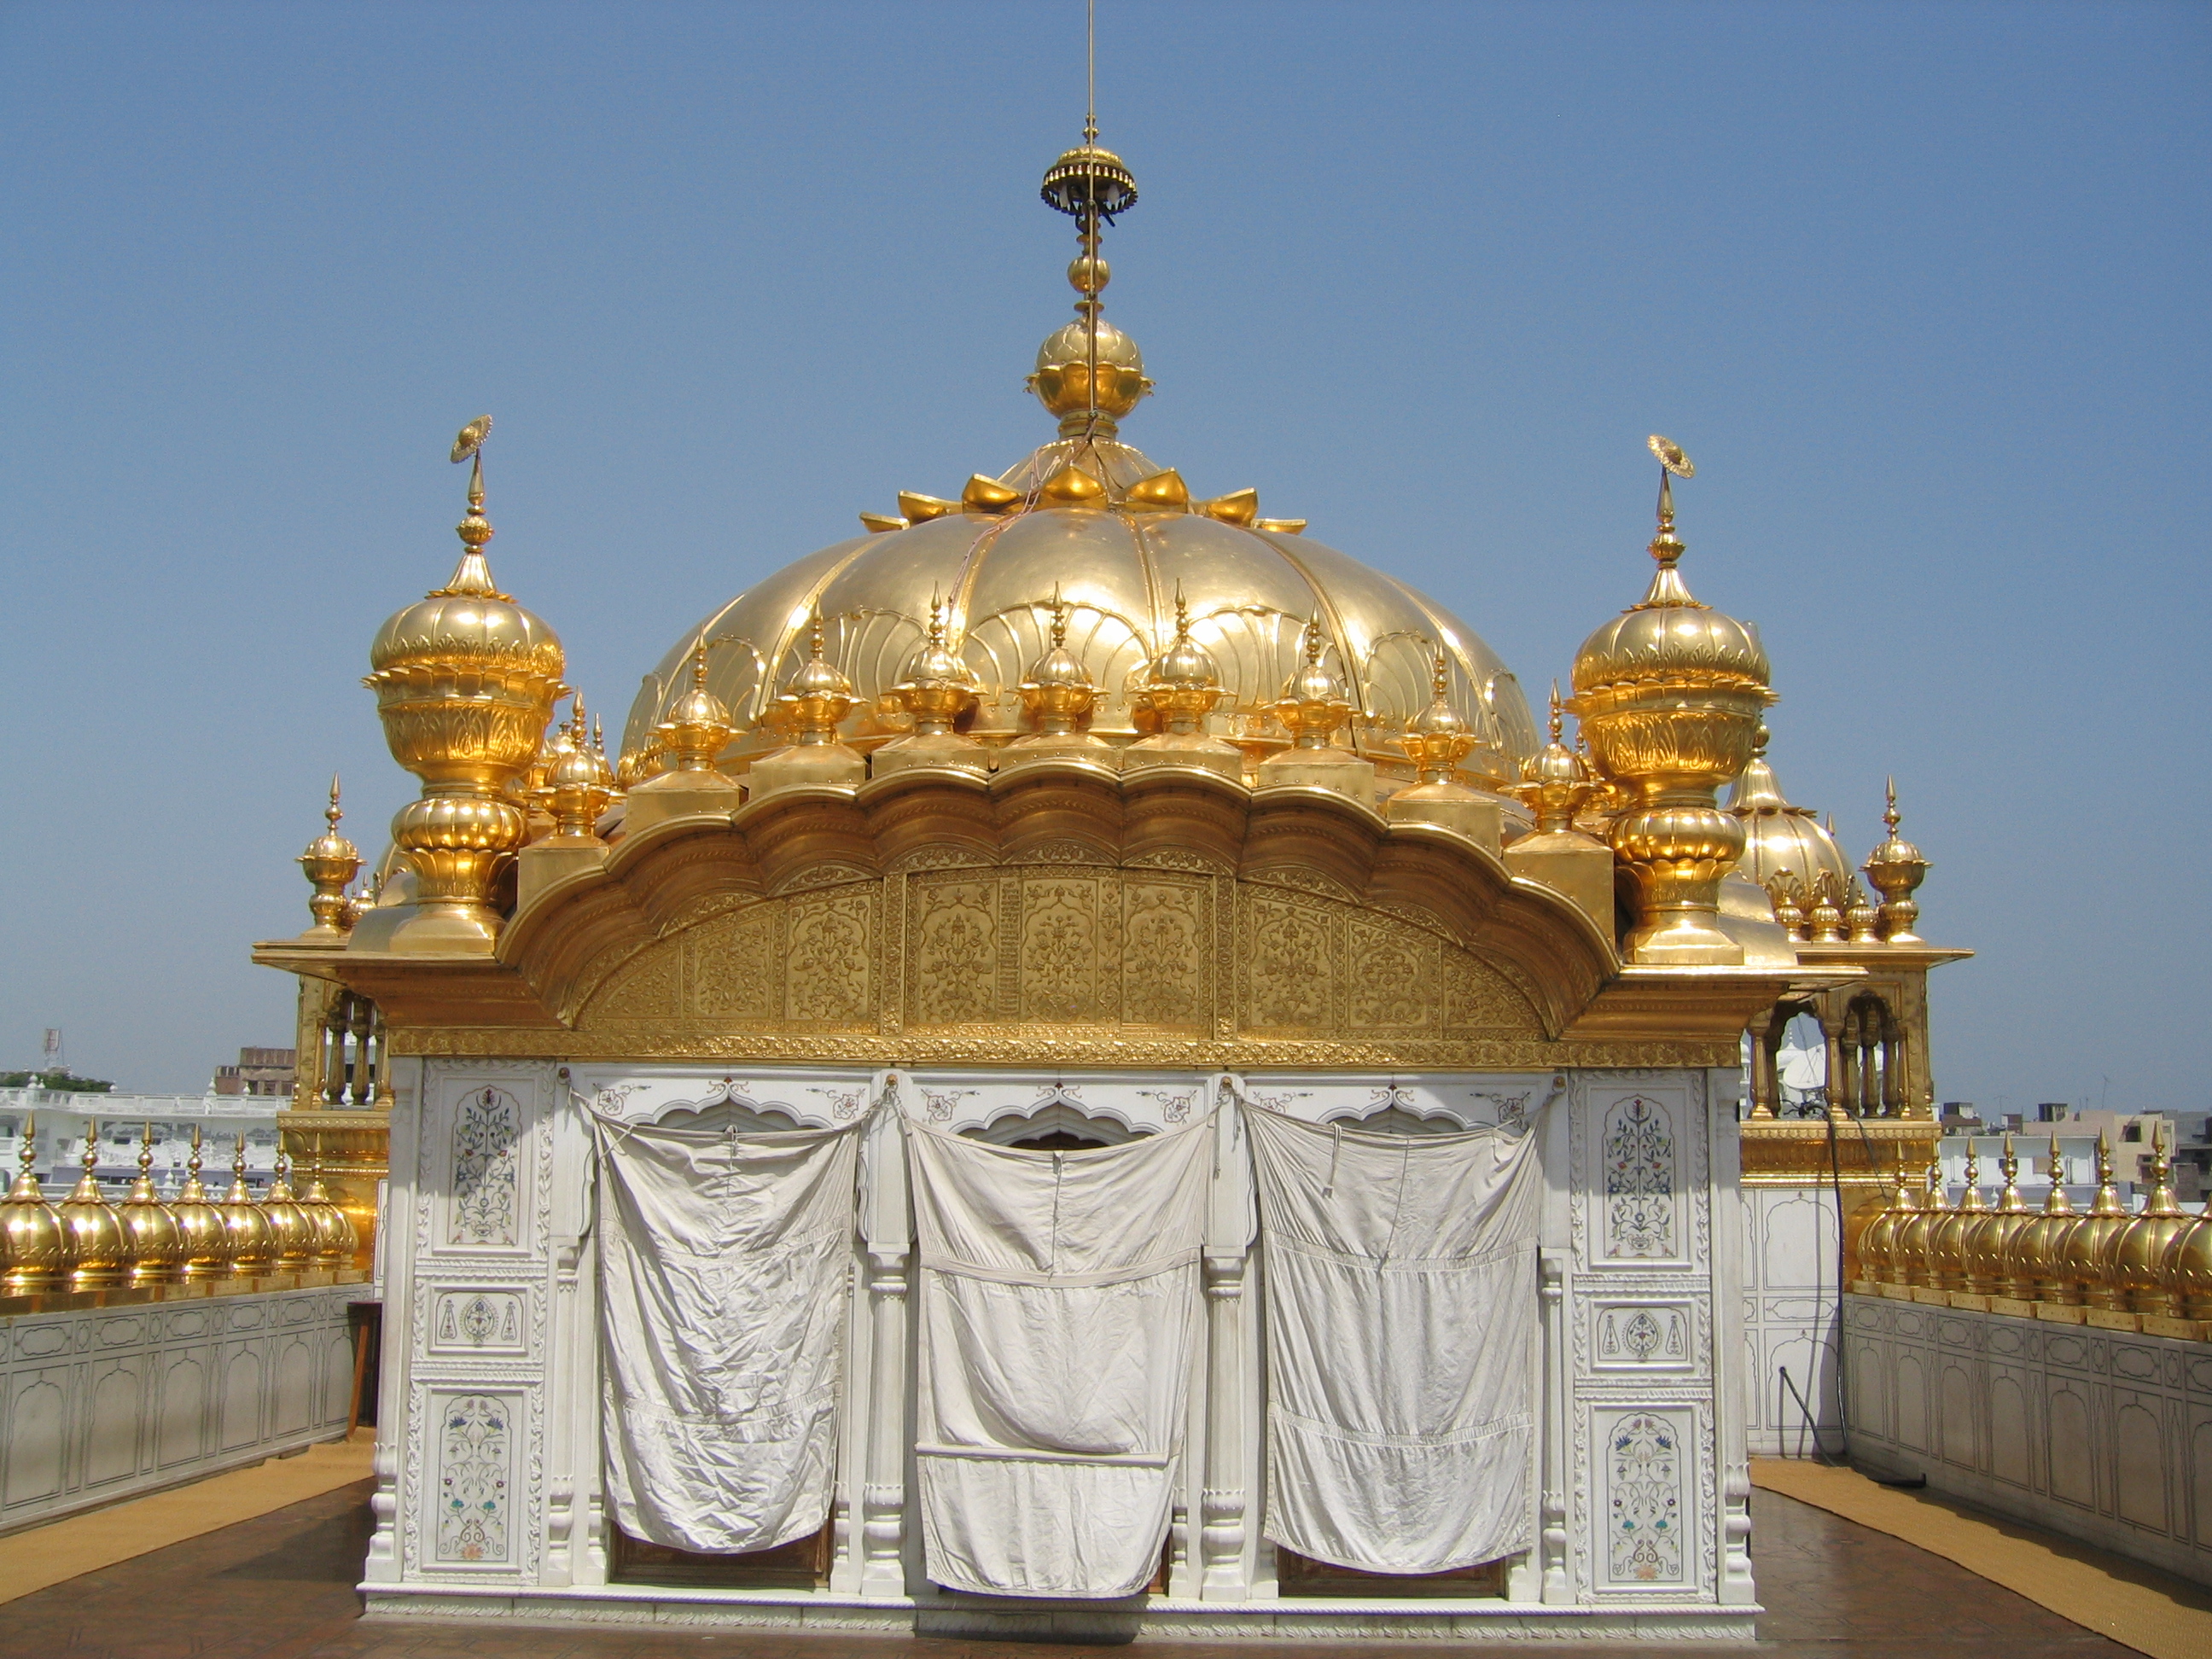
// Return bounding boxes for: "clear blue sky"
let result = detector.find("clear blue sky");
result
[2,2,2204,1114]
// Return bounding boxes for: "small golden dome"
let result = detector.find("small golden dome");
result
[1863,778,1932,943]
[169,1126,230,1281]
[778,612,859,742]
[59,1122,127,1290]
[117,1122,183,1288]
[299,1139,357,1268]
[1570,475,1770,696]
[1144,589,1225,735]
[2110,1128,2191,1314]
[1271,620,1353,748]
[1854,1150,1910,1282]
[259,1155,316,1269]
[660,643,736,771]
[1965,1136,2032,1295]
[2010,1136,2080,1300]
[1,1117,68,1294]
[2165,1211,2212,1321]
[894,597,982,736]
[1928,1142,1989,1291]
[1018,592,1101,737]
[1893,1160,1948,1287]
[365,452,566,764]
[2060,1134,2133,1309]
[218,1134,276,1277]
[1728,725,1854,889]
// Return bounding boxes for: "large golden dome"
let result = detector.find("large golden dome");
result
[617,435,1535,783]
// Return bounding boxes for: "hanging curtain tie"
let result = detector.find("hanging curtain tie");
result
[1322,1121,1343,1197]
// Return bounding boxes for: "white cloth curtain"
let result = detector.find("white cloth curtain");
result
[1243,1107,1540,1575]
[905,1118,1211,1598]
[593,1111,863,1555]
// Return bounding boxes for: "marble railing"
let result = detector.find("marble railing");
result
[1842,1291,2212,1586]
[0,1280,367,1533]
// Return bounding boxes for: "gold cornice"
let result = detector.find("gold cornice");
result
[256,762,1791,1068]
[392,1027,1738,1069]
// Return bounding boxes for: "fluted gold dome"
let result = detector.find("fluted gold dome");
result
[618,453,1534,783]
[1727,727,1854,888]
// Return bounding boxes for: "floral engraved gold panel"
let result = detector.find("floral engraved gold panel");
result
[1121,878,1208,1029]
[568,867,1547,1055]
[1348,920,1433,1033]
[1021,875,1106,1023]
[784,888,873,1026]
[586,943,679,1022]
[1442,951,1537,1034]
[1243,894,1336,1033]
[909,876,999,1026]
[686,905,777,1020]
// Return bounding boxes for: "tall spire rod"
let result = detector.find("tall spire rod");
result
[1086,0,1097,147]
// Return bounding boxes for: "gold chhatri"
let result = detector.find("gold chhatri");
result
[357,419,568,954]
[1570,439,1773,963]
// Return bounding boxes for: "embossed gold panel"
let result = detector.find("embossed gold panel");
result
[573,865,1546,1060]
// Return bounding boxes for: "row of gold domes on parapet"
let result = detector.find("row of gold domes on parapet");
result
[1854,1130,2212,1341]
[862,464,1307,536]
[0,1117,358,1296]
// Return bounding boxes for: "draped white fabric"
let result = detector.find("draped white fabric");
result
[594,1113,862,1555]
[1244,1108,1540,1575]
[905,1120,1211,1599]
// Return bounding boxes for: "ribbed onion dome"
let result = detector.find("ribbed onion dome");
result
[1571,537,1769,694]
[367,533,564,688]
[618,445,1534,776]
[1727,725,1854,888]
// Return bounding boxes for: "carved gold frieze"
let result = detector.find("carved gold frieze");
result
[568,865,1547,1060]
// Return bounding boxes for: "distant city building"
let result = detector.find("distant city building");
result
[213,1045,296,1097]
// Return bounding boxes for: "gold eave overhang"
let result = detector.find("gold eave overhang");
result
[253,763,1804,1068]
[1789,941,1976,974]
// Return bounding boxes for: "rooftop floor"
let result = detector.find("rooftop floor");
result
[0,1476,2150,1658]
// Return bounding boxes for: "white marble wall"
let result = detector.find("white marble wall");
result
[1845,1292,2212,1587]
[1739,1187,1845,1458]
[364,1058,1754,1637]
[0,1283,360,1533]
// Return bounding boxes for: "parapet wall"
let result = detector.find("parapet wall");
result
[1842,1289,2212,1586]
[0,1281,365,1534]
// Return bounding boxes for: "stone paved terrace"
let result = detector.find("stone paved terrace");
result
[0,1478,2145,1658]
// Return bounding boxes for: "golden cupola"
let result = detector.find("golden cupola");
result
[1727,724,1855,928]
[617,132,1535,795]
[1571,439,1773,963]
[356,418,568,953]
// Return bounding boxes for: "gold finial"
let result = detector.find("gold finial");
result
[299,772,364,935]
[1272,618,1353,751]
[437,416,507,599]
[1637,435,1700,608]
[1548,679,1563,744]
[547,692,616,839]
[655,638,735,774]
[1033,7,1148,439]
[775,608,859,744]
[1014,585,1103,745]
[1865,776,1930,943]
[2042,1134,2074,1214]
